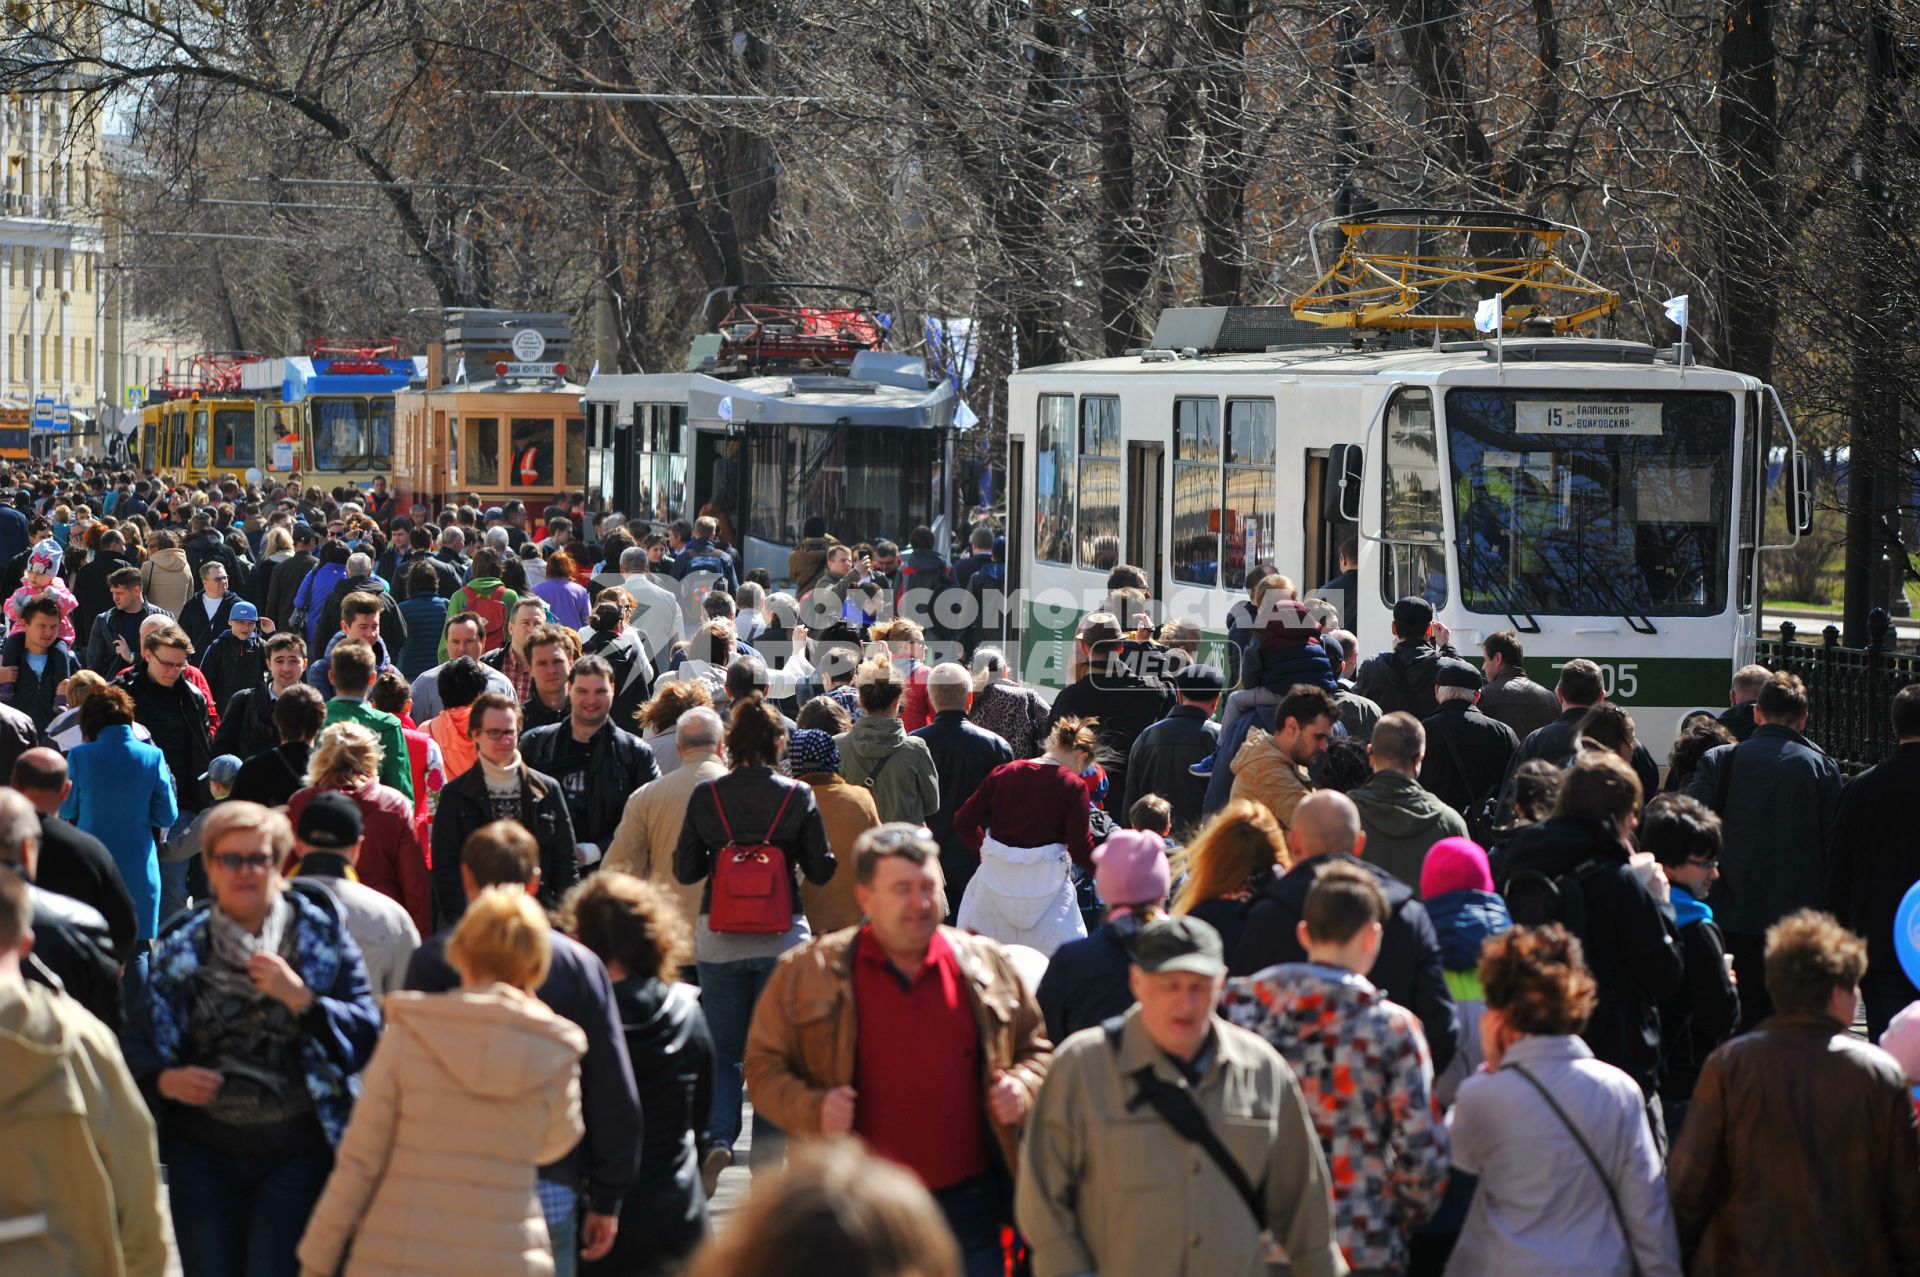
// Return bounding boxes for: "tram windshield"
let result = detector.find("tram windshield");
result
[212,409,255,468]
[1446,388,1735,617]
[310,396,394,472]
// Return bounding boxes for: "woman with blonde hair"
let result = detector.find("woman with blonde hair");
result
[287,721,427,935]
[1172,799,1289,958]
[638,677,716,777]
[252,524,295,604]
[298,886,587,1277]
[951,717,1099,954]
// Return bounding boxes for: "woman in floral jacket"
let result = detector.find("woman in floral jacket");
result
[124,801,381,1277]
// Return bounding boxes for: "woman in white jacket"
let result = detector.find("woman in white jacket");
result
[297,886,586,1277]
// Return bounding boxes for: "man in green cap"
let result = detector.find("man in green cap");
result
[1017,915,1348,1277]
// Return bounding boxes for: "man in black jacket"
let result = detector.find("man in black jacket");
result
[179,560,241,660]
[11,748,137,963]
[1643,793,1739,1136]
[430,692,578,926]
[1830,684,1920,1040]
[84,567,172,676]
[115,623,213,817]
[1498,658,1660,816]
[911,663,1015,916]
[181,512,243,585]
[1120,662,1223,834]
[1230,789,1459,1074]
[1354,596,1457,720]
[70,532,134,647]
[212,630,309,761]
[315,553,408,653]
[406,819,639,1268]
[264,525,319,631]
[1498,752,1684,1113]
[1045,613,1174,815]
[1418,659,1518,827]
[520,656,659,863]
[1715,664,1770,744]
[0,791,119,1028]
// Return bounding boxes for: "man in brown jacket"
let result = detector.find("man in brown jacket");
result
[1669,909,1920,1275]
[746,823,1051,1277]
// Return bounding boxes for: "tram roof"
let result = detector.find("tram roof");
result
[586,366,957,429]
[1011,338,1758,387]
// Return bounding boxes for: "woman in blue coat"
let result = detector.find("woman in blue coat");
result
[60,682,179,947]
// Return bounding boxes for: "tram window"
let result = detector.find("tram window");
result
[510,419,555,487]
[750,429,786,542]
[790,425,843,546]
[1172,397,1221,587]
[1034,395,1075,565]
[1446,388,1733,617]
[191,410,209,468]
[464,417,500,486]
[368,397,395,470]
[213,409,254,468]
[1223,399,1277,590]
[1380,389,1446,609]
[564,416,586,489]
[1077,396,1121,571]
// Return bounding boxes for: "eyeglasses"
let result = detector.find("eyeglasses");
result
[210,852,274,873]
[152,655,188,672]
[1685,856,1721,870]
[477,727,518,741]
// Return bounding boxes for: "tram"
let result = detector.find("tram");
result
[392,310,585,512]
[581,284,958,582]
[1006,210,1814,749]
[0,405,29,464]
[136,351,265,488]
[240,339,419,491]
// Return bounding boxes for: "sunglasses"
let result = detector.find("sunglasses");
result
[210,852,274,873]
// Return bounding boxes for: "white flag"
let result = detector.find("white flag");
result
[454,355,468,385]
[1474,295,1504,334]
[1662,295,1689,327]
[589,360,600,382]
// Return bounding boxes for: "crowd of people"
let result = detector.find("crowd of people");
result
[2,460,1919,1277]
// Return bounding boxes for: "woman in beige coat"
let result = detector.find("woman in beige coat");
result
[297,887,587,1277]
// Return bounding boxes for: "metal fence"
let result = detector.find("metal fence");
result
[1756,614,1920,773]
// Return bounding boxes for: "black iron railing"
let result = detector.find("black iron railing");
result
[1756,612,1920,773]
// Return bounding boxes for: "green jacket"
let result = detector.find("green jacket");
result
[1017,1007,1347,1277]
[834,713,939,827]
[1348,770,1468,895]
[323,696,415,803]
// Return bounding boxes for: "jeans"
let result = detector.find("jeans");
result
[932,1174,1005,1277]
[546,1193,579,1277]
[159,858,191,925]
[697,953,784,1172]
[165,1138,334,1277]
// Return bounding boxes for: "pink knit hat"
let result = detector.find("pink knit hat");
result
[1882,1001,1920,1083]
[1094,830,1170,916]
[1421,836,1494,899]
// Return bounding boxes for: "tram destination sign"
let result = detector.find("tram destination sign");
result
[1516,400,1662,436]
[501,362,559,378]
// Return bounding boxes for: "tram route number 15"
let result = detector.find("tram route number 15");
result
[1550,661,1640,701]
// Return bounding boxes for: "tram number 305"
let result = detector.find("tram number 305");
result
[1550,661,1640,701]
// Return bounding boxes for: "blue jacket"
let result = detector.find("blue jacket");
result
[396,593,449,681]
[60,724,179,939]
[293,562,347,645]
[1424,888,1511,972]
[671,537,738,596]
[125,882,381,1145]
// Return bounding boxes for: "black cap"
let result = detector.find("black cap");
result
[1134,916,1226,977]
[1171,663,1226,696]
[1433,658,1485,692]
[297,791,364,850]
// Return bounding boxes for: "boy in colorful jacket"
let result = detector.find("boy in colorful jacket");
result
[1223,860,1450,1274]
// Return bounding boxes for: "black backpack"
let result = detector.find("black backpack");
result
[1505,858,1613,944]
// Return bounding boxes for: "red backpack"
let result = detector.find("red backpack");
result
[465,584,509,652]
[707,784,798,935]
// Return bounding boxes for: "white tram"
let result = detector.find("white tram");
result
[1006,214,1812,750]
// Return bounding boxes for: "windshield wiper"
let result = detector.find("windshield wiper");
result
[1461,534,1541,634]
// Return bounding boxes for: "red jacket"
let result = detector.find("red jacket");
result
[900,661,934,733]
[952,758,1094,868]
[288,780,429,935]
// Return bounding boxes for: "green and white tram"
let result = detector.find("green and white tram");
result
[1005,218,1811,751]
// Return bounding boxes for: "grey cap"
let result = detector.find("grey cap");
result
[1134,915,1226,977]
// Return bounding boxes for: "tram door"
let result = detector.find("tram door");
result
[1304,451,1334,588]
[1127,443,1165,602]
[1006,440,1025,655]
[695,431,742,522]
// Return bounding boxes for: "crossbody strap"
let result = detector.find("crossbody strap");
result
[710,784,736,845]
[1503,1061,1644,1277]
[862,748,897,791]
[763,785,797,843]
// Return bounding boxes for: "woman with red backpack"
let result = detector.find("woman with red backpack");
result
[672,697,835,1191]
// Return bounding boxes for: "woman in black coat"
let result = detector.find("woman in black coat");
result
[565,872,715,1276]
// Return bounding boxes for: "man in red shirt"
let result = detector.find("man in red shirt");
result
[746,824,1052,1277]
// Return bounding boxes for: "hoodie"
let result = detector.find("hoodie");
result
[602,976,714,1266]
[0,979,169,1277]
[139,546,195,616]
[1423,887,1512,1106]
[426,704,478,780]
[1227,725,1313,831]
[317,573,407,653]
[1347,771,1468,894]
[294,989,586,1277]
[1221,964,1450,1272]
[834,712,940,826]
[1354,638,1457,720]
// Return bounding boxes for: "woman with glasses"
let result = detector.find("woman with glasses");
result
[124,801,381,1277]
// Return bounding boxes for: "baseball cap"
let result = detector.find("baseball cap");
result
[296,791,364,850]
[1134,916,1227,977]
[200,755,244,786]
[229,601,259,623]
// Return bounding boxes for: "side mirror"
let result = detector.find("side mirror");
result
[1326,443,1364,523]
[1791,452,1814,537]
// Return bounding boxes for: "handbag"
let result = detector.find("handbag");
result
[1503,1060,1644,1277]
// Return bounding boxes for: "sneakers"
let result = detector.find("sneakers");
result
[700,1142,733,1197]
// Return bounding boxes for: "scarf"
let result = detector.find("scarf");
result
[205,894,292,1003]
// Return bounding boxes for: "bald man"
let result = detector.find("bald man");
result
[1230,791,1458,1072]
[10,748,136,961]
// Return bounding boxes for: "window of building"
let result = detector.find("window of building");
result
[1035,393,1074,564]
[1077,395,1121,571]
[1223,398,1277,590]
[1172,397,1221,586]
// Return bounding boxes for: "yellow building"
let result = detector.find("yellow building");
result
[0,87,106,456]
